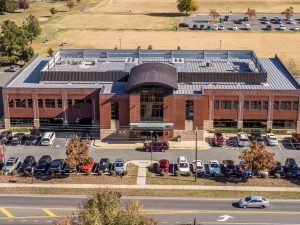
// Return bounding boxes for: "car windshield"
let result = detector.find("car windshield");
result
[100,160,109,165]
[115,163,123,167]
[160,165,167,168]
[245,197,251,202]
[216,136,223,140]
[180,163,188,168]
[6,161,13,166]
[51,161,61,167]
[197,166,203,169]
[240,138,248,142]
[211,164,218,168]
[24,158,32,163]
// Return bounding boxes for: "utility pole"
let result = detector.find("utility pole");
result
[195,127,198,182]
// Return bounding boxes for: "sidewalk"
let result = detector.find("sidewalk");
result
[1,182,300,192]
[92,140,210,150]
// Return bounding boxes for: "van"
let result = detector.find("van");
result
[177,156,190,175]
[41,132,56,146]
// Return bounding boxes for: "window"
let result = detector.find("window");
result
[263,101,268,110]
[250,101,261,110]
[57,99,62,108]
[293,101,299,110]
[214,100,219,109]
[273,120,296,129]
[233,101,239,110]
[27,99,33,108]
[243,120,267,128]
[10,118,33,126]
[220,101,231,109]
[185,100,194,120]
[68,99,73,106]
[8,99,14,108]
[86,99,92,105]
[244,101,249,110]
[74,99,85,108]
[280,101,291,110]
[111,102,119,120]
[15,99,26,108]
[38,99,43,108]
[214,119,237,128]
[45,99,55,108]
[274,101,279,110]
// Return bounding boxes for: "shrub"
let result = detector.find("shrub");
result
[110,171,117,177]
[177,46,181,50]
[260,172,268,179]
[10,127,31,133]
[175,171,180,177]
[286,172,292,178]
[50,7,58,15]
[97,170,103,176]
[274,173,281,179]
[160,171,166,177]
[11,170,17,176]
[0,171,4,176]
[137,46,141,50]
[187,171,192,177]
[147,44,153,50]
[85,171,91,176]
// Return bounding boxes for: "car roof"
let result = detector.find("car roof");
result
[115,159,124,163]
[7,157,17,161]
[249,195,264,200]
[159,159,169,164]
[209,160,219,164]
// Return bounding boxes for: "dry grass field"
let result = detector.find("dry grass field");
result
[0,0,299,71]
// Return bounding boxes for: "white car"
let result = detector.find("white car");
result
[232,25,238,30]
[177,156,190,175]
[208,160,222,176]
[41,132,56,146]
[287,18,295,24]
[266,133,278,146]
[294,25,299,31]
[237,132,249,147]
[192,160,205,176]
[245,24,251,30]
[3,157,20,174]
[218,24,225,30]
[212,25,218,30]
[279,24,286,31]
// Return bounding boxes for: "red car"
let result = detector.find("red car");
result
[81,160,95,172]
[157,159,169,173]
[214,132,225,146]
[143,141,169,152]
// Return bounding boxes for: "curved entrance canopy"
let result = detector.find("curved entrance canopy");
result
[127,63,178,91]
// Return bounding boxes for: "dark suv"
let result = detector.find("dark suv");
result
[11,133,26,145]
[0,131,12,144]
[143,141,169,152]
[19,155,36,173]
[26,129,42,145]
[222,160,236,176]
[285,158,300,177]
[35,155,52,174]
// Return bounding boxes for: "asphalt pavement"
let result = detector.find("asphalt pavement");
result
[0,195,300,225]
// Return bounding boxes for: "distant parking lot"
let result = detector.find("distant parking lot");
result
[182,13,300,31]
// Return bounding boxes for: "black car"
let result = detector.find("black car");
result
[48,159,64,174]
[285,158,299,177]
[178,23,189,28]
[199,24,205,30]
[266,24,273,31]
[63,164,77,173]
[192,24,198,30]
[270,161,285,177]
[11,133,26,145]
[222,160,236,176]
[35,155,52,174]
[97,158,110,173]
[0,131,12,144]
[26,129,42,145]
[250,130,265,145]
[19,155,36,173]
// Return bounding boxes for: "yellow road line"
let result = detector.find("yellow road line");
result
[0,215,75,220]
[42,208,57,217]
[0,208,14,218]
[2,206,76,211]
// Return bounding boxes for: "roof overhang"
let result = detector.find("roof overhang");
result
[130,122,174,129]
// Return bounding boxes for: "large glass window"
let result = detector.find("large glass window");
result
[273,120,296,129]
[214,119,237,128]
[57,99,62,108]
[233,101,239,110]
[10,118,33,126]
[244,101,249,110]
[263,101,268,110]
[140,87,164,121]
[27,99,33,108]
[250,101,261,110]
[243,120,267,128]
[111,101,119,120]
[15,99,26,108]
[280,101,291,110]
[45,99,55,108]
[293,101,298,110]
[274,101,279,110]
[220,101,231,109]
[185,100,194,120]
[38,99,43,108]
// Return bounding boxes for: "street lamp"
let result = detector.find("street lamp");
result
[150,130,153,166]
[194,127,198,182]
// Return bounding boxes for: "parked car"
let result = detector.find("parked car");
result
[269,161,285,177]
[0,130,12,144]
[35,155,52,174]
[199,24,205,30]
[177,156,190,175]
[279,24,286,30]
[11,133,26,145]
[63,164,77,173]
[81,158,95,172]
[224,15,230,21]
[192,24,198,30]
[212,25,218,30]
[214,132,225,147]
[3,157,20,174]
[222,160,236,175]
[232,24,238,30]
[41,132,56,146]
[208,160,222,176]
[287,18,295,24]
[26,129,42,145]
[192,160,205,176]
[250,130,265,145]
[237,132,249,147]
[285,158,300,177]
[114,159,126,175]
[266,133,278,146]
[143,141,169,152]
[266,24,273,31]
[157,159,170,174]
[239,196,269,208]
[218,24,225,30]
[292,133,300,148]
[48,159,64,174]
[236,161,252,177]
[235,19,243,24]
[245,24,251,30]
[294,25,300,31]
[97,158,110,173]
[8,65,20,72]
[18,155,36,173]
[206,25,212,30]
[178,23,189,28]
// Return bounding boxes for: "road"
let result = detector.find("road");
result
[0,195,300,225]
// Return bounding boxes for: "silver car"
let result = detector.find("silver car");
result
[239,195,270,208]
[3,157,20,174]
[114,159,126,175]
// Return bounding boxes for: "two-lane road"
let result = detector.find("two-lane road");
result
[0,195,300,225]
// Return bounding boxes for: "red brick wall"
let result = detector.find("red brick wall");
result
[118,95,129,128]
[173,97,185,129]
[99,94,112,129]
[129,94,140,123]
[194,96,209,129]
[163,95,174,123]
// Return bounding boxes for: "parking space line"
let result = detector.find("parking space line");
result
[42,209,57,217]
[0,208,14,218]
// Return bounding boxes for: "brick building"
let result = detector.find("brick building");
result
[3,49,300,140]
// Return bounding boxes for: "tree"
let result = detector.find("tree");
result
[22,14,41,44]
[245,8,256,20]
[281,7,294,19]
[147,44,153,50]
[239,142,276,175]
[177,46,181,50]
[177,0,198,15]
[53,190,158,225]
[18,0,30,11]
[50,7,57,15]
[0,0,18,13]
[67,0,74,11]
[47,48,54,57]
[20,46,34,62]
[209,9,220,21]
[65,135,90,172]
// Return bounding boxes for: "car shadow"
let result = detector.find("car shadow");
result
[232,202,240,208]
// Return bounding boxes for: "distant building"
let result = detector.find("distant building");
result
[3,49,300,140]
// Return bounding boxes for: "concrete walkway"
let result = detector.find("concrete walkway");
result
[129,160,151,185]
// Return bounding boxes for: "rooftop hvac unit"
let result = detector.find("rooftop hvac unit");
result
[171,58,185,64]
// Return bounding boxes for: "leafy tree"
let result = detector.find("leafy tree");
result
[147,44,153,50]
[53,190,157,225]
[65,135,90,172]
[67,0,75,11]
[50,7,58,15]
[22,14,41,44]
[177,46,182,50]
[20,46,34,62]
[281,7,294,19]
[245,8,256,20]
[0,0,18,13]
[209,9,220,20]
[47,47,54,56]
[239,142,276,174]
[18,0,30,11]
[177,0,198,15]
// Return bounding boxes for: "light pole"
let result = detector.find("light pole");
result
[150,130,153,166]
[119,38,122,50]
[194,127,198,182]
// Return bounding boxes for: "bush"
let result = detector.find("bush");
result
[85,171,91,176]
[0,171,4,176]
[187,171,192,177]
[286,172,292,178]
[274,173,281,179]
[11,170,17,176]
[50,7,58,15]
[174,171,180,177]
[110,171,117,177]
[260,172,268,179]
[160,171,166,177]
[10,127,31,133]
[147,44,153,50]
[97,170,103,176]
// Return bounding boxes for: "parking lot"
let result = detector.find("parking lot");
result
[182,13,300,31]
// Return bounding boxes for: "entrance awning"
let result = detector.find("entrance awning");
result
[130,122,174,129]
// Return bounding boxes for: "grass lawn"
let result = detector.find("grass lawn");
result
[0,163,138,185]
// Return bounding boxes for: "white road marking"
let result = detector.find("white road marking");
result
[217,215,234,222]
